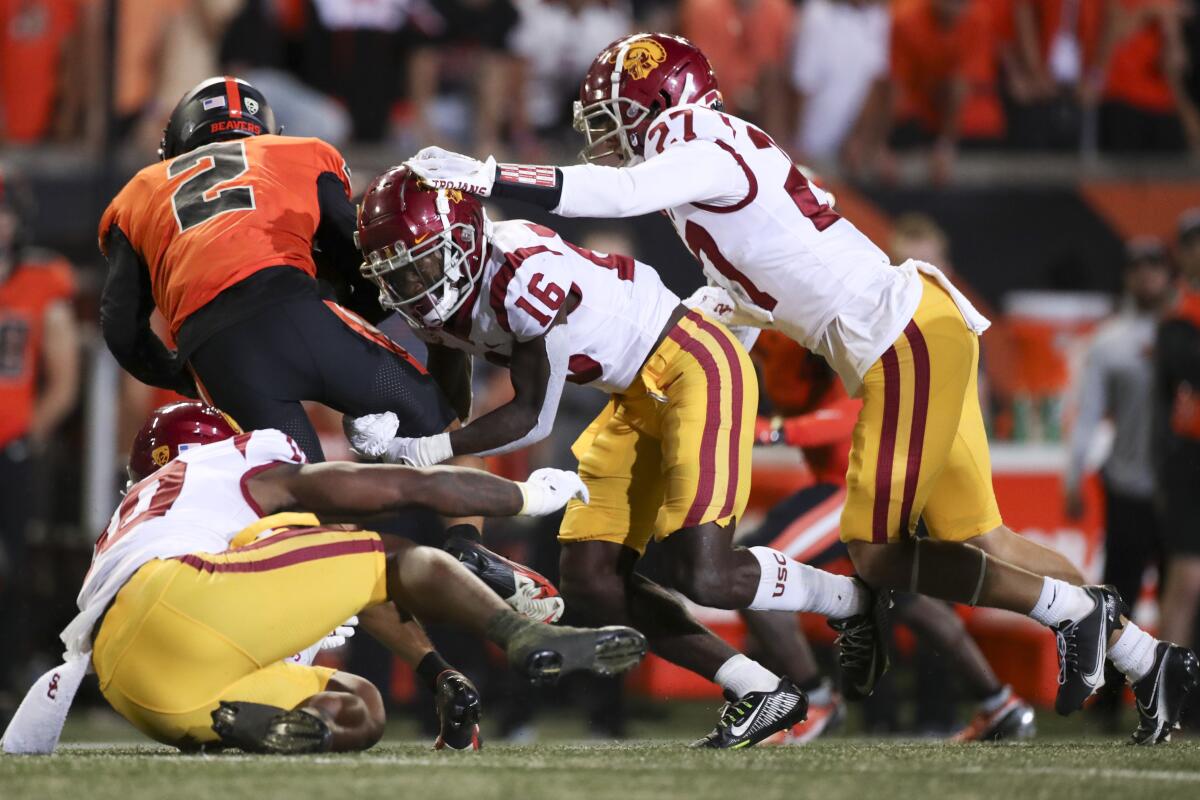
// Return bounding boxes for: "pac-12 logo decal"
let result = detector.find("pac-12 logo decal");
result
[620,39,667,81]
[244,97,259,115]
[152,445,172,466]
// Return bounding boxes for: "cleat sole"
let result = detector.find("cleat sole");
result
[522,627,647,686]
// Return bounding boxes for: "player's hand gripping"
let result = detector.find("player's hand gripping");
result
[406,146,496,197]
[514,467,590,516]
[343,411,400,459]
[344,412,454,467]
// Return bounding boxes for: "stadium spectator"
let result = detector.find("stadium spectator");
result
[885,0,1006,183]
[1088,0,1200,153]
[678,0,794,139]
[1065,237,1173,725]
[508,0,631,151]
[0,0,88,144]
[1157,209,1200,650]
[404,0,522,153]
[219,0,353,145]
[1002,0,1105,149]
[790,0,891,168]
[0,172,79,706]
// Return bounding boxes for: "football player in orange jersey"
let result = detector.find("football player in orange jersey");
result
[98,76,454,464]
[744,333,1034,743]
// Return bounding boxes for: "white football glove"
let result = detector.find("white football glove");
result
[382,433,453,467]
[321,616,359,650]
[344,412,399,460]
[406,146,497,197]
[288,616,359,666]
[515,468,589,516]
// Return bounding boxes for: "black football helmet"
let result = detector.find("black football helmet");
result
[159,76,279,160]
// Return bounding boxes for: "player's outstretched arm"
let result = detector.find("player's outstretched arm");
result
[405,141,745,219]
[246,461,586,519]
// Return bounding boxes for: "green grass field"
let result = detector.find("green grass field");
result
[4,708,1200,800]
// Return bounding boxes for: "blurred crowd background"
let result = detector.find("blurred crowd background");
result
[3,0,1200,741]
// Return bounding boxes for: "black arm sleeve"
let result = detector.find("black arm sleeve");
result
[99,226,196,395]
[314,171,389,324]
[490,164,564,210]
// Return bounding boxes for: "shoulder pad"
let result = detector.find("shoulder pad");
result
[644,105,738,158]
[491,242,567,341]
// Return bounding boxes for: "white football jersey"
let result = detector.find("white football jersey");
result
[554,105,988,391]
[60,429,306,656]
[412,219,680,395]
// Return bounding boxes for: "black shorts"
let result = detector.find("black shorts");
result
[188,291,455,462]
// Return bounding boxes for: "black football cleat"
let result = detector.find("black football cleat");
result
[444,535,565,623]
[1129,643,1200,745]
[691,680,809,749]
[1052,585,1126,716]
[506,623,647,687]
[828,581,890,700]
[210,701,332,754]
[434,670,483,751]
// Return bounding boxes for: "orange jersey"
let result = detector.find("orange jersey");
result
[890,0,1005,140]
[98,135,351,339]
[1104,0,1178,112]
[752,331,860,485]
[0,255,75,446]
[0,0,79,142]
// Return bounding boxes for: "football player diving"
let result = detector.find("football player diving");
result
[1,402,644,755]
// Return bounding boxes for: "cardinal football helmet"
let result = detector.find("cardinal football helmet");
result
[357,165,489,329]
[128,401,242,485]
[574,33,722,166]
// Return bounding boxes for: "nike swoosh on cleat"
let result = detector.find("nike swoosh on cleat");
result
[729,703,765,738]
[1082,595,1109,689]
[1138,667,1162,722]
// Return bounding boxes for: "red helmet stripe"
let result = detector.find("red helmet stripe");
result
[225,76,243,118]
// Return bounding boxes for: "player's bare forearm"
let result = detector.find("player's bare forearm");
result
[447,335,550,455]
[448,401,540,455]
[252,461,524,518]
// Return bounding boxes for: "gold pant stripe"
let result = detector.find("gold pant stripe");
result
[842,277,1003,544]
[560,310,757,553]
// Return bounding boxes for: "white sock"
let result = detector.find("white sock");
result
[1027,577,1095,627]
[1108,622,1158,683]
[714,654,780,698]
[748,546,870,618]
